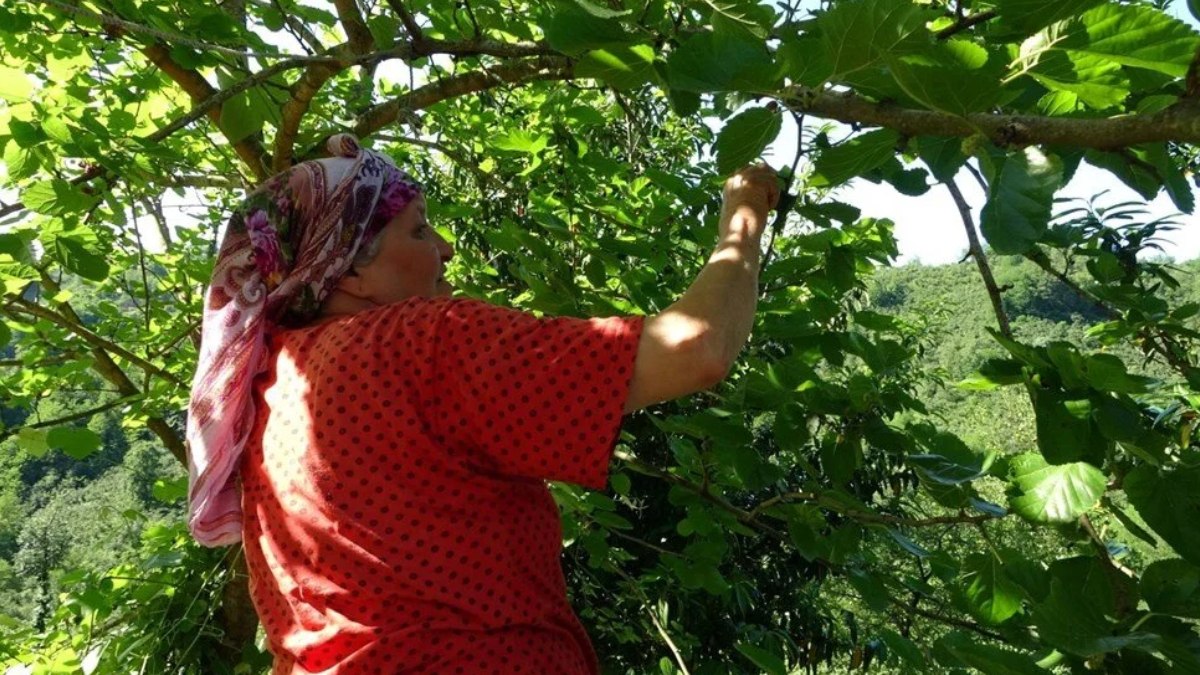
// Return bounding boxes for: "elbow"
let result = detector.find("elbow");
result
[696,335,735,390]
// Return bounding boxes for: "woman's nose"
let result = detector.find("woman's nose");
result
[436,231,454,261]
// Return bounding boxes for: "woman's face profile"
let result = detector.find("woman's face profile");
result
[352,195,456,304]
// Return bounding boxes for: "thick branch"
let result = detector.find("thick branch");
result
[333,0,375,55]
[945,178,1012,338]
[784,88,1200,150]
[385,0,426,45]
[935,9,997,40]
[350,56,573,141]
[142,43,271,180]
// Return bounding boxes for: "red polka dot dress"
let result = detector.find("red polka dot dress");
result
[240,297,644,674]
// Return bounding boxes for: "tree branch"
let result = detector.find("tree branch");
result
[945,178,1012,338]
[935,9,997,40]
[141,43,271,180]
[385,0,426,46]
[349,56,573,143]
[783,88,1200,150]
[6,297,185,388]
[333,0,376,55]
[0,395,142,441]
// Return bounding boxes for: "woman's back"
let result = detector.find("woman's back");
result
[240,296,641,674]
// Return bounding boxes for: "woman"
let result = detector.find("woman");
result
[187,134,779,674]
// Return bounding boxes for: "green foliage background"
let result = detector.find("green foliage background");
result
[0,0,1199,673]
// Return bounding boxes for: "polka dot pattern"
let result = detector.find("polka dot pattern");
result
[239,297,643,674]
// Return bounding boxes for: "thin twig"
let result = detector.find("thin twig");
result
[945,177,1011,338]
[608,563,693,675]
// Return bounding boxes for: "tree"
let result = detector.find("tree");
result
[1,0,1199,672]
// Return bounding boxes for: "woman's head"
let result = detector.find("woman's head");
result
[324,193,455,315]
[187,134,434,547]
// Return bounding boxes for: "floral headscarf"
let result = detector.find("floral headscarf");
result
[187,134,421,547]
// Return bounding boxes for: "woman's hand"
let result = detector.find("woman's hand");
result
[719,164,782,241]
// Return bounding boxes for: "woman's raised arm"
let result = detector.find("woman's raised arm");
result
[623,165,780,414]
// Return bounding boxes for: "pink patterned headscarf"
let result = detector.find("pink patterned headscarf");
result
[187,134,421,547]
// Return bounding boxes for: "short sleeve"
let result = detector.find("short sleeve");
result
[422,298,643,490]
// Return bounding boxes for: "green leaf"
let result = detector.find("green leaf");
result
[1142,559,1200,618]
[491,130,549,154]
[714,106,781,176]
[1034,390,1104,465]
[666,30,778,93]
[572,0,631,19]
[46,426,102,460]
[542,6,629,55]
[816,0,937,80]
[53,236,110,282]
[576,45,656,90]
[42,115,74,144]
[736,643,787,675]
[1031,557,1154,657]
[934,631,1050,675]
[979,147,1063,255]
[3,139,37,180]
[812,129,900,187]
[990,0,1106,37]
[1083,353,1156,394]
[0,66,32,102]
[0,320,9,348]
[776,36,833,87]
[877,628,926,669]
[1027,50,1131,110]
[1125,465,1200,566]
[219,91,265,143]
[706,0,774,40]
[1061,3,1200,78]
[960,553,1023,625]
[152,476,188,504]
[917,136,967,183]
[1144,142,1195,214]
[16,427,49,458]
[889,40,1008,115]
[1008,453,1106,524]
[22,179,100,215]
[847,568,891,611]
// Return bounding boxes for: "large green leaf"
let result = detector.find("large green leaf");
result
[1027,50,1131,110]
[1141,559,1200,619]
[889,40,1008,115]
[53,236,110,282]
[666,30,778,92]
[576,45,657,90]
[1062,3,1200,78]
[1008,453,1105,523]
[812,129,900,187]
[46,425,102,460]
[933,631,1050,675]
[714,106,782,176]
[1031,558,1153,657]
[815,0,936,80]
[959,553,1024,625]
[218,90,265,144]
[736,642,787,675]
[1125,465,1200,566]
[990,0,1107,37]
[541,6,629,55]
[1033,389,1105,465]
[979,147,1063,255]
[21,179,100,215]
